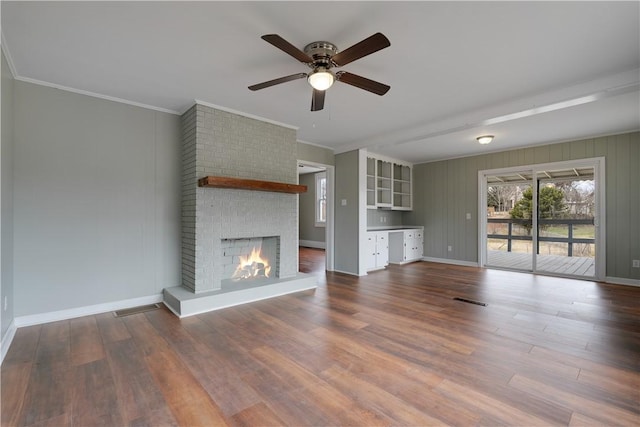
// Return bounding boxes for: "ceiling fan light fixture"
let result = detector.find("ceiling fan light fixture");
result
[477,135,494,145]
[308,69,335,91]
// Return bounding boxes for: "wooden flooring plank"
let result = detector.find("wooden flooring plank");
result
[250,345,390,426]
[2,255,639,426]
[229,402,286,427]
[508,374,640,426]
[102,337,175,425]
[1,362,32,427]
[435,378,558,426]
[145,352,227,426]
[2,325,41,367]
[71,359,124,426]
[122,313,229,426]
[95,312,132,343]
[17,321,72,426]
[69,316,105,366]
[320,365,447,426]
[144,309,262,418]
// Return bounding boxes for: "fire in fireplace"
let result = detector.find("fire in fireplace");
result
[232,246,271,280]
[221,236,280,285]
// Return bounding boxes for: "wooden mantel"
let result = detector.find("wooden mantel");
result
[198,176,307,194]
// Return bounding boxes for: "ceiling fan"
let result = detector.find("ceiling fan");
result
[248,33,391,111]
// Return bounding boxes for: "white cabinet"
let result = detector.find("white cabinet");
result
[389,229,424,264]
[376,159,393,208]
[366,154,412,210]
[366,231,389,271]
[366,157,376,208]
[392,163,412,210]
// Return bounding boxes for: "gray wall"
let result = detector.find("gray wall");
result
[334,150,360,274]
[299,172,326,244]
[1,50,15,337]
[12,81,182,317]
[367,209,404,228]
[412,132,640,280]
[297,142,334,166]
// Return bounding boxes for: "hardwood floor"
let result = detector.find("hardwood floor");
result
[2,255,639,426]
[298,247,326,275]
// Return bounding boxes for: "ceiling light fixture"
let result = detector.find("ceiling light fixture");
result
[308,68,335,91]
[476,135,494,145]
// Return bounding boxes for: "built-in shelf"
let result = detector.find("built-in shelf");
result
[366,155,413,210]
[198,176,307,194]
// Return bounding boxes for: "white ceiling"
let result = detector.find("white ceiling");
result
[2,1,639,163]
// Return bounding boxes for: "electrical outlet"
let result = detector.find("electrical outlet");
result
[380,216,384,223]
[466,213,471,220]
[448,245,452,252]
[633,260,640,268]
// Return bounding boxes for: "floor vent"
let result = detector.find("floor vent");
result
[453,297,487,307]
[113,303,161,317]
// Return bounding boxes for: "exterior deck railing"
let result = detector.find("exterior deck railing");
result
[487,218,595,256]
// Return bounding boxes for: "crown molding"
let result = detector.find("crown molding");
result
[1,31,18,78]
[193,99,298,130]
[297,139,335,151]
[15,76,181,115]
[2,30,180,115]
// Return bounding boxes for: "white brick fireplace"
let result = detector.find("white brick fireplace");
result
[163,103,317,316]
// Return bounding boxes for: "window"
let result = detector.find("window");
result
[315,172,327,227]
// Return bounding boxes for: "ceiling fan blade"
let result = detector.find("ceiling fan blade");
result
[311,89,325,111]
[248,73,307,91]
[336,71,390,96]
[331,32,390,67]
[261,34,314,63]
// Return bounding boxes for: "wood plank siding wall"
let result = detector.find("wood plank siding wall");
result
[405,132,640,281]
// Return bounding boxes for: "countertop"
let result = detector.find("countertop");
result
[366,225,424,231]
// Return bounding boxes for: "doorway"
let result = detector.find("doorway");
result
[479,158,605,280]
[298,161,335,272]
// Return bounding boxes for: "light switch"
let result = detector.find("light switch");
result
[341,199,347,206]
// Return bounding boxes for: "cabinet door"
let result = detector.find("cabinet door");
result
[366,233,378,270]
[414,231,424,259]
[376,160,393,207]
[392,163,412,210]
[376,232,389,267]
[366,157,376,208]
[411,231,424,259]
[403,231,423,261]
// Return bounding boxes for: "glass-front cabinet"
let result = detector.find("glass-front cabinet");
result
[393,163,411,210]
[366,157,376,208]
[376,159,393,208]
[366,154,412,210]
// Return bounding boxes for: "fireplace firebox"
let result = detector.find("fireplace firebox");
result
[220,236,280,285]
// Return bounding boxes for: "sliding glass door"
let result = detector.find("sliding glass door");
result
[535,167,596,277]
[480,159,604,280]
[486,173,533,271]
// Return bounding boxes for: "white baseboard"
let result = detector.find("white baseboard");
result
[299,240,326,249]
[605,276,640,287]
[14,294,164,328]
[420,259,639,287]
[332,269,362,277]
[422,257,480,267]
[1,319,17,365]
